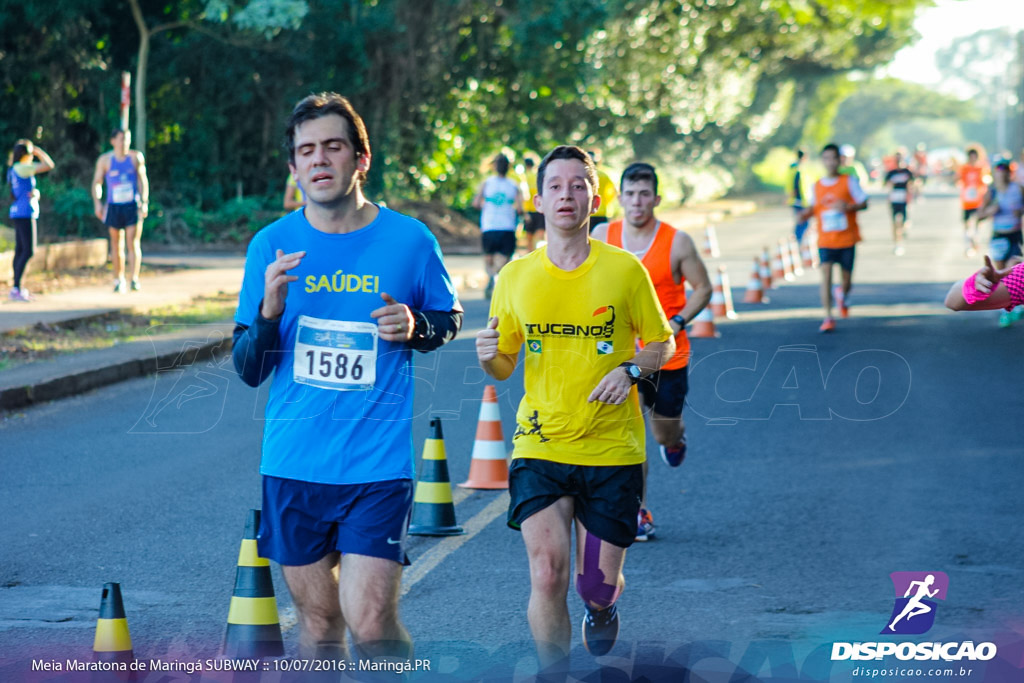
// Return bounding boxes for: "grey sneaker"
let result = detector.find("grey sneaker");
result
[114,279,127,293]
[581,603,619,656]
[130,279,141,292]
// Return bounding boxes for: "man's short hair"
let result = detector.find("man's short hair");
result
[620,162,658,195]
[285,93,371,182]
[537,145,598,195]
[524,156,536,169]
[822,143,841,157]
[110,128,127,141]
[493,154,510,176]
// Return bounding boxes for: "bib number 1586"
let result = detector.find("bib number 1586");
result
[305,349,365,381]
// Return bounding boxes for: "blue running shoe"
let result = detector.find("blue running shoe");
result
[660,437,687,467]
[635,508,655,542]
[582,603,619,656]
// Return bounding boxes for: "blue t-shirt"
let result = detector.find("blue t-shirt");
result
[235,206,459,485]
[8,163,38,219]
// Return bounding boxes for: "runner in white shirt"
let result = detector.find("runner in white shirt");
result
[472,153,523,298]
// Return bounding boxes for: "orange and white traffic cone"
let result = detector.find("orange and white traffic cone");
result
[710,265,738,320]
[459,385,509,489]
[779,239,795,281]
[805,231,820,268]
[760,246,774,290]
[771,243,785,284]
[702,224,720,258]
[688,306,719,338]
[788,235,804,277]
[802,240,815,269]
[743,256,766,303]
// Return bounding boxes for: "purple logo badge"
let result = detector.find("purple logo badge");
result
[881,571,949,635]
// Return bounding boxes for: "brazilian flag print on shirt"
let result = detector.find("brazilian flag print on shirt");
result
[489,240,672,466]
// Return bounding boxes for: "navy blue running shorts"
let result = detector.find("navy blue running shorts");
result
[104,202,139,229]
[818,246,856,272]
[524,212,545,235]
[507,458,643,549]
[990,232,1023,263]
[482,230,516,257]
[258,475,413,566]
[637,366,689,419]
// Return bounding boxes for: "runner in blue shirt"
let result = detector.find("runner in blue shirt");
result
[91,129,150,292]
[232,93,463,662]
[7,139,55,301]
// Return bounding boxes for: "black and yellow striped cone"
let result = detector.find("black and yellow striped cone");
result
[409,418,465,536]
[221,509,284,659]
[93,582,133,665]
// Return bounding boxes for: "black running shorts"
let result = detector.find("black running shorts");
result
[507,458,643,548]
[637,367,689,419]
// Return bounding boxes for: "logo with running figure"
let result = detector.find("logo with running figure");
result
[881,571,949,635]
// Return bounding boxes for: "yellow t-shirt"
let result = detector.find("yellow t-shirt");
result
[594,169,618,218]
[521,171,538,213]
[490,240,672,466]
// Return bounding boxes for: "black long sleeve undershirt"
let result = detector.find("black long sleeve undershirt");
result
[232,305,463,387]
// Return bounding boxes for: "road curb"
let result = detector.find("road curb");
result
[0,333,232,412]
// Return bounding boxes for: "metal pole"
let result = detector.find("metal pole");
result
[120,72,131,132]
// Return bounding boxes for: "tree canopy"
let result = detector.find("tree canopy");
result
[1,0,936,229]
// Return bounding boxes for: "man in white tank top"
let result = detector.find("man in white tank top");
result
[472,153,523,298]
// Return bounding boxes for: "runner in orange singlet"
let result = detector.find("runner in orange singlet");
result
[800,143,868,333]
[592,162,712,541]
[958,147,989,256]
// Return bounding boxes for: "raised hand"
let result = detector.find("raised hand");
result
[371,292,415,342]
[476,316,500,363]
[974,255,1013,294]
[261,249,305,320]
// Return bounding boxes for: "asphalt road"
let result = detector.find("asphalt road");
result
[1,192,1022,682]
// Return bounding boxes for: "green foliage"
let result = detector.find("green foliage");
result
[831,78,979,151]
[0,0,938,243]
[753,148,799,191]
[148,196,281,244]
[47,181,97,239]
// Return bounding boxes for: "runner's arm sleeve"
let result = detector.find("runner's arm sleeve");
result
[847,175,869,205]
[232,306,281,387]
[407,306,464,352]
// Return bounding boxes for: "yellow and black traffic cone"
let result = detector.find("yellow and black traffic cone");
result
[93,582,133,666]
[409,418,465,536]
[221,509,284,659]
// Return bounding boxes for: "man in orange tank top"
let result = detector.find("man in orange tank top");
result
[958,147,988,256]
[800,143,868,333]
[592,163,712,541]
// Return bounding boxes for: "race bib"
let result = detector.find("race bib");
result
[293,316,377,391]
[889,189,907,203]
[965,187,979,201]
[111,182,135,204]
[822,209,848,233]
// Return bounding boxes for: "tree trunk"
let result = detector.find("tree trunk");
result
[128,0,149,152]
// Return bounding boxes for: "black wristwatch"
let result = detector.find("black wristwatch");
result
[410,310,429,342]
[618,362,643,385]
[670,314,685,329]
